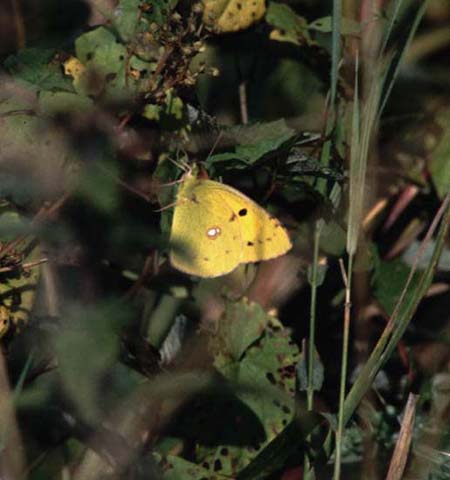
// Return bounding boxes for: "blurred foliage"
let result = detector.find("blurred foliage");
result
[0,0,450,479]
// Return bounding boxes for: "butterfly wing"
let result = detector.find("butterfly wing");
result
[209,183,292,264]
[169,179,244,277]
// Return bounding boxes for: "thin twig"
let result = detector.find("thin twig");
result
[239,81,249,125]
[0,258,48,273]
[98,165,152,202]
[124,253,155,299]
[334,254,353,479]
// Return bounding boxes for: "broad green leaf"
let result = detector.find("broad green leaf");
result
[53,302,129,423]
[77,157,120,214]
[206,120,295,167]
[372,256,421,315]
[148,0,179,25]
[74,27,128,97]
[155,453,229,479]
[202,302,299,477]
[0,97,76,205]
[39,91,94,115]
[4,48,73,92]
[113,0,179,36]
[218,299,270,361]
[319,220,346,256]
[112,0,141,40]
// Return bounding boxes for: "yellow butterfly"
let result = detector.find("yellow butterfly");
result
[169,171,292,277]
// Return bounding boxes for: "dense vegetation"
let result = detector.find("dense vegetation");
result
[0,1,449,479]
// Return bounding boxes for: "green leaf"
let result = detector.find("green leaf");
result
[296,344,324,392]
[39,91,94,115]
[53,302,129,423]
[204,302,299,476]
[218,300,270,361]
[266,2,311,46]
[429,109,450,199]
[143,90,185,126]
[206,120,295,167]
[0,206,27,241]
[308,16,361,35]
[148,0,179,25]
[113,0,179,36]
[0,97,77,205]
[372,256,421,316]
[319,221,347,256]
[155,453,229,479]
[74,27,128,98]
[236,414,320,480]
[77,159,120,214]
[112,0,141,41]
[3,48,73,92]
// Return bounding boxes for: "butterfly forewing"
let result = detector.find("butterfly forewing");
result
[212,185,292,263]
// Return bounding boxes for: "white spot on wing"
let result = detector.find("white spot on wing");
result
[206,226,221,239]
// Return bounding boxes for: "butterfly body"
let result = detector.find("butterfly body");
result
[169,173,292,277]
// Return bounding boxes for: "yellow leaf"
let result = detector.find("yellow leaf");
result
[203,0,266,33]
[0,306,10,339]
[63,56,85,81]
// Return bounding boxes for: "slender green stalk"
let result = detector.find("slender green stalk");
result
[305,2,341,478]
[332,50,361,480]
[333,255,353,479]
[330,0,342,110]
[307,223,322,410]
[304,221,322,480]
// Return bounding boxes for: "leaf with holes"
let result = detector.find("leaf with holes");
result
[203,0,266,33]
[195,301,300,476]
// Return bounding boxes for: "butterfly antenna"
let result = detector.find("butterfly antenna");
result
[168,154,191,174]
[153,200,179,212]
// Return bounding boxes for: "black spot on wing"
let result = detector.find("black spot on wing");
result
[238,208,247,217]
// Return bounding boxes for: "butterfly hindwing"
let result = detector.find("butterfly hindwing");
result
[210,185,292,263]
